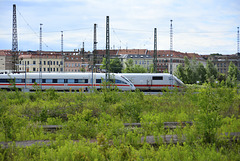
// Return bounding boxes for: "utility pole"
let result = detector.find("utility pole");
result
[39,23,43,90]
[12,4,18,72]
[106,16,110,87]
[154,28,157,73]
[170,20,173,89]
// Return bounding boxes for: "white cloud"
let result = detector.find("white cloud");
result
[0,0,239,54]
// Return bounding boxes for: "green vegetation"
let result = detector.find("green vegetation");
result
[175,56,239,87]
[101,58,153,73]
[100,58,123,73]
[0,86,240,160]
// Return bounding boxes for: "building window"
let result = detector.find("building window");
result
[53,61,55,65]
[44,61,46,65]
[33,61,36,65]
[33,67,36,71]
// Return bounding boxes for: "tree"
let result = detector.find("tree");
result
[100,58,123,73]
[206,59,218,84]
[228,62,238,80]
[110,58,123,73]
[175,57,207,84]
[226,62,239,87]
[196,62,206,84]
[175,64,186,83]
[122,59,147,73]
[184,57,193,84]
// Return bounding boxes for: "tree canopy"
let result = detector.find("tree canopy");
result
[100,58,123,73]
[122,59,147,73]
[174,56,207,84]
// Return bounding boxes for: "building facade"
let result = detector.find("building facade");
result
[119,54,153,70]
[207,54,240,75]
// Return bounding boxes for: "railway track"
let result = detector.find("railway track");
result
[39,121,194,132]
[0,121,239,149]
[1,132,239,149]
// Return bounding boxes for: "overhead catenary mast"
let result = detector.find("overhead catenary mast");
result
[154,28,157,73]
[61,31,64,72]
[237,27,239,54]
[170,20,173,89]
[39,23,43,89]
[105,16,110,87]
[93,24,97,66]
[12,4,18,72]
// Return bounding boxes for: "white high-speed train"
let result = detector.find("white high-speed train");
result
[0,73,135,91]
[120,73,184,91]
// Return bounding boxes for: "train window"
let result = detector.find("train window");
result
[58,79,64,83]
[96,79,101,83]
[152,76,163,80]
[53,79,57,83]
[15,79,23,83]
[75,79,88,83]
[115,79,127,84]
[46,79,52,83]
[64,79,68,83]
[42,79,46,83]
[0,79,9,83]
[32,79,36,83]
[68,79,74,83]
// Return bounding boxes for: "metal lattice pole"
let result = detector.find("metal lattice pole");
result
[237,27,239,54]
[12,4,18,72]
[170,20,173,89]
[39,23,43,90]
[61,31,64,72]
[106,16,110,87]
[154,28,157,73]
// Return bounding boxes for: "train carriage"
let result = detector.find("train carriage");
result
[0,73,135,91]
[120,73,184,91]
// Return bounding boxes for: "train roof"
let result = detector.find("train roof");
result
[120,73,173,76]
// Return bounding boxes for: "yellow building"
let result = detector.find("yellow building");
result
[18,54,63,72]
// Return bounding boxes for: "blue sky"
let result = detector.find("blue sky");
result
[0,0,239,55]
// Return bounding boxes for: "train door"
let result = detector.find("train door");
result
[146,76,152,91]
[152,76,163,90]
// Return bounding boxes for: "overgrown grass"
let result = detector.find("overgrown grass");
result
[0,86,240,160]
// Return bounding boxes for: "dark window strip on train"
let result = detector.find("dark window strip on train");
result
[0,78,126,84]
[0,78,88,84]
[152,76,163,80]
